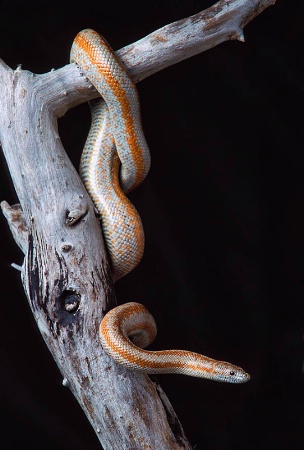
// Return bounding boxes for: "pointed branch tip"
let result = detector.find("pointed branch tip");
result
[11,263,22,271]
[237,31,245,43]
[232,28,245,43]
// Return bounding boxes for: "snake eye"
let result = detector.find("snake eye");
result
[230,371,235,376]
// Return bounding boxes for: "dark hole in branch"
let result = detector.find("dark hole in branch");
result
[61,289,80,313]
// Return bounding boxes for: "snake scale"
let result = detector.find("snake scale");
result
[70,29,250,383]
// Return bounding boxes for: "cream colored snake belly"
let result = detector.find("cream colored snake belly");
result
[71,29,250,383]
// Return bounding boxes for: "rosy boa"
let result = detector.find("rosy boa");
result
[70,29,250,384]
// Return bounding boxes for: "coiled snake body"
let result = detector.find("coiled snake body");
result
[71,29,150,281]
[71,29,250,383]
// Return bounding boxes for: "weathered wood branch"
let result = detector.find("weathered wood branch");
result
[0,1,275,448]
[119,0,276,82]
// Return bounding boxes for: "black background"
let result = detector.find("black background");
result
[0,1,303,449]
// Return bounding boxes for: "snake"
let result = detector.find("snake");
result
[70,29,250,383]
[70,28,150,282]
[100,302,250,382]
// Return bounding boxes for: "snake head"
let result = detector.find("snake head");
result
[212,361,251,383]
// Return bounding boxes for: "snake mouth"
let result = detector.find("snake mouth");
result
[213,361,251,383]
[236,371,251,383]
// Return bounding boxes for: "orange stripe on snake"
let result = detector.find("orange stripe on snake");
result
[71,30,250,383]
[100,302,250,382]
[71,29,150,280]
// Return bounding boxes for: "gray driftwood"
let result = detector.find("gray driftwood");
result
[0,1,275,448]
